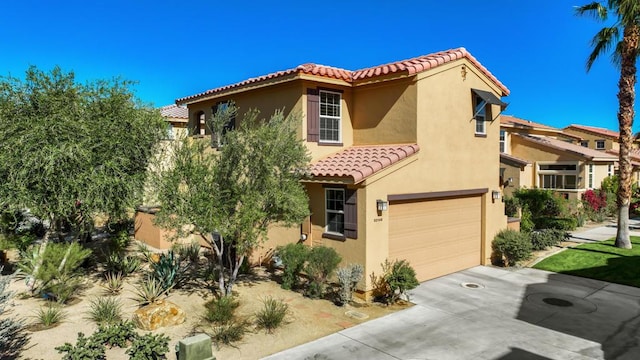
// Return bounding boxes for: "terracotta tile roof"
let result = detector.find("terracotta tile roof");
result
[310,144,420,183]
[514,134,617,161]
[565,124,619,139]
[500,153,530,166]
[607,149,640,166]
[176,48,509,104]
[500,115,559,131]
[160,104,188,119]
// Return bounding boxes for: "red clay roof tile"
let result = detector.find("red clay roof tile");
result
[160,104,188,119]
[565,124,619,139]
[176,48,509,104]
[310,144,420,183]
[514,134,617,161]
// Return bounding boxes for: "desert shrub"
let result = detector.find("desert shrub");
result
[104,253,140,277]
[101,272,124,295]
[0,269,29,359]
[277,242,309,290]
[92,321,138,348]
[520,206,535,232]
[204,296,239,324]
[255,297,288,333]
[503,196,520,217]
[109,230,131,254]
[42,273,84,304]
[173,241,201,264]
[87,297,123,325]
[132,276,167,306]
[530,229,567,251]
[492,229,532,266]
[533,217,578,231]
[151,250,189,293]
[0,209,43,252]
[336,263,364,305]
[380,259,419,304]
[210,319,250,347]
[583,189,607,212]
[56,332,106,360]
[126,333,170,360]
[34,304,66,327]
[305,246,341,298]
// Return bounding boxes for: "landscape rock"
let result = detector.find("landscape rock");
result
[132,300,186,330]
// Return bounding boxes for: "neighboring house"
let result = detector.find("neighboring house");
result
[160,104,189,139]
[563,124,640,151]
[175,48,510,290]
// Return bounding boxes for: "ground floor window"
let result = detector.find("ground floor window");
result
[540,174,577,189]
[325,188,345,235]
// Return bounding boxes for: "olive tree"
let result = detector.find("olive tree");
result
[0,66,167,289]
[152,105,310,295]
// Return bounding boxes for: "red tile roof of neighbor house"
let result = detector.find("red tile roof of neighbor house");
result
[565,124,619,139]
[500,115,559,131]
[176,48,509,104]
[160,104,188,119]
[607,149,640,166]
[310,144,420,183]
[513,134,617,161]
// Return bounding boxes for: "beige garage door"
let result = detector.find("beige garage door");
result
[389,196,482,282]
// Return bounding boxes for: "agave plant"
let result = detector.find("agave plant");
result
[131,276,167,306]
[101,272,124,295]
[151,250,189,293]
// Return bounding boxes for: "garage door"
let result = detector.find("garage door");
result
[389,196,482,282]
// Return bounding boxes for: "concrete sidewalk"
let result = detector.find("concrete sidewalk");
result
[264,265,640,360]
[567,219,640,243]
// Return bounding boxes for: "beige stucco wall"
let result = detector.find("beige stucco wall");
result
[352,78,417,145]
[563,128,617,151]
[501,161,524,197]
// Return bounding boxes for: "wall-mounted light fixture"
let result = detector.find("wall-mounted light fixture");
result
[376,199,388,212]
[492,190,501,201]
[300,233,308,241]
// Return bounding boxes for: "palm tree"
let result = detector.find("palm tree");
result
[576,1,640,249]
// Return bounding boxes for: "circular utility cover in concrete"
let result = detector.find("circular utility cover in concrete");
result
[460,282,485,289]
[526,292,597,314]
[345,310,369,320]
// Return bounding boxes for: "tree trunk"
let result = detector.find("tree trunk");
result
[615,24,639,249]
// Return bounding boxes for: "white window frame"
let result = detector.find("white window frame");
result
[588,164,594,189]
[325,188,345,235]
[474,94,487,135]
[319,90,342,143]
[596,140,606,150]
[580,140,589,147]
[537,161,580,190]
[499,130,506,153]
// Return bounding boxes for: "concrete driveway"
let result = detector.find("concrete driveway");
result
[264,266,640,360]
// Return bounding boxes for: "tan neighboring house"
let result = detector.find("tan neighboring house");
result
[160,104,189,139]
[170,48,510,290]
[563,124,640,151]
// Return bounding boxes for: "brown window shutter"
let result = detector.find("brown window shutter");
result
[344,189,357,239]
[307,88,319,142]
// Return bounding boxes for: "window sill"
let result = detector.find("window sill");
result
[474,133,487,138]
[318,142,343,147]
[322,232,346,241]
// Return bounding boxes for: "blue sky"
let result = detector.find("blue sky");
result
[0,1,634,131]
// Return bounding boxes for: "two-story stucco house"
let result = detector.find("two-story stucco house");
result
[175,48,509,290]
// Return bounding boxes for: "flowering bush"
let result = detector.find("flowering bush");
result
[583,189,607,212]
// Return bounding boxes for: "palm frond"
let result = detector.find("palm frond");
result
[612,0,640,25]
[587,26,620,71]
[575,2,608,20]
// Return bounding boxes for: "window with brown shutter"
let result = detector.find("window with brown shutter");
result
[344,189,358,239]
[307,88,319,142]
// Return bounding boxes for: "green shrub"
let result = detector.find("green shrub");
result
[210,319,250,347]
[503,196,520,217]
[34,303,66,326]
[19,242,91,293]
[42,273,84,304]
[336,263,364,305]
[104,253,140,277]
[529,229,567,250]
[92,321,137,348]
[492,229,532,266]
[132,276,167,306]
[101,272,124,295]
[382,259,419,304]
[204,296,239,324]
[56,332,106,360]
[305,246,341,298]
[126,333,170,360]
[255,297,288,333]
[151,250,189,293]
[173,241,201,263]
[87,297,123,325]
[520,206,535,232]
[533,217,577,231]
[109,230,131,254]
[277,243,309,290]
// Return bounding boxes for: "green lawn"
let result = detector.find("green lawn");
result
[533,236,640,288]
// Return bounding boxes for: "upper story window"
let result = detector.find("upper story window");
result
[580,140,589,147]
[474,94,488,135]
[499,130,506,153]
[319,90,341,143]
[596,140,606,150]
